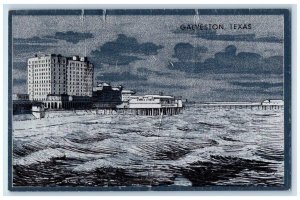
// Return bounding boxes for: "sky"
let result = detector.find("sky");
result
[11,10,285,102]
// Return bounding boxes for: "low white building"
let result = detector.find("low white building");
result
[121,90,136,102]
[261,99,284,106]
[32,102,45,119]
[13,94,29,101]
[117,94,183,115]
[128,95,182,109]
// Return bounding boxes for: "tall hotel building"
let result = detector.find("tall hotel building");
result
[27,54,94,107]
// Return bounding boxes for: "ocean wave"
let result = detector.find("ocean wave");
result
[12,107,284,187]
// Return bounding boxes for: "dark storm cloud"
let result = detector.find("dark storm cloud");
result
[45,31,94,44]
[168,44,283,75]
[167,42,209,73]
[97,72,147,82]
[90,34,164,66]
[14,36,58,44]
[13,36,57,55]
[173,43,208,61]
[174,29,283,43]
[13,31,94,60]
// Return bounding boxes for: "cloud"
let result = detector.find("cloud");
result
[97,72,147,82]
[168,44,283,75]
[12,31,94,60]
[46,31,94,44]
[13,36,58,55]
[173,43,208,61]
[174,29,283,43]
[90,34,163,66]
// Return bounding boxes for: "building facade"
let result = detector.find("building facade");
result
[121,90,136,102]
[27,54,94,101]
[92,83,123,108]
[12,93,31,114]
[261,99,284,106]
[127,95,183,109]
[12,94,29,101]
[67,56,94,97]
[44,94,92,109]
[117,94,183,115]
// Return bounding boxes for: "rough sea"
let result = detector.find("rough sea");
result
[12,105,284,188]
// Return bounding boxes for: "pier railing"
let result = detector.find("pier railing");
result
[195,103,283,110]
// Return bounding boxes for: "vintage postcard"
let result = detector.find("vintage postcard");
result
[8,9,291,191]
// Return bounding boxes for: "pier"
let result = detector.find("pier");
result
[195,100,284,110]
[197,104,283,110]
[117,107,183,116]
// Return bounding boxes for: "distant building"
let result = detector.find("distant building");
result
[27,54,94,101]
[261,99,284,106]
[121,90,136,102]
[24,53,185,113]
[44,94,92,109]
[12,93,31,114]
[117,94,183,115]
[32,102,46,119]
[92,83,123,108]
[67,56,94,97]
[12,94,29,101]
[126,95,183,109]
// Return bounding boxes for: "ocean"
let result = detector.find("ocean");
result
[12,105,284,188]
